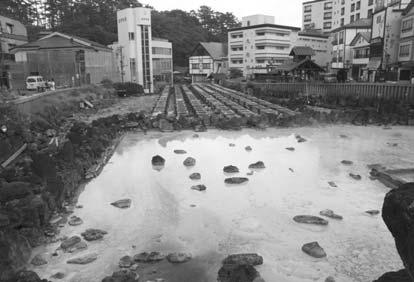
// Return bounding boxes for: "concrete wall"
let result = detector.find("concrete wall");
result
[85,50,120,84]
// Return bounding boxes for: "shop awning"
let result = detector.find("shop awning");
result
[367,57,382,70]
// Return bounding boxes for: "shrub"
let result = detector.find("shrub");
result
[113,82,144,96]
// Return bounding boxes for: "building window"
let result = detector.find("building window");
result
[350,15,355,22]
[399,44,410,57]
[356,13,360,20]
[304,15,312,22]
[368,9,373,18]
[230,33,243,39]
[341,7,345,15]
[6,23,13,34]
[202,63,211,69]
[304,5,312,12]
[351,3,355,12]
[247,21,250,26]
[256,59,265,64]
[369,0,374,5]
[128,32,135,40]
[324,12,332,20]
[323,22,332,29]
[256,46,265,50]
[140,25,151,89]
[191,63,198,69]
[402,18,414,33]
[339,31,344,44]
[356,1,361,10]
[340,18,344,26]
[324,2,332,10]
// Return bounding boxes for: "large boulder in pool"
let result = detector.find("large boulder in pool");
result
[218,264,263,282]
[60,236,81,251]
[102,269,139,282]
[222,254,263,266]
[189,173,201,180]
[223,165,239,173]
[67,253,98,264]
[382,183,414,280]
[301,242,327,258]
[293,215,328,225]
[183,157,196,167]
[225,177,249,185]
[248,161,265,169]
[81,229,107,241]
[373,269,411,282]
[111,199,131,209]
[151,155,165,166]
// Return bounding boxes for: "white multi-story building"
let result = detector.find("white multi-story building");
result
[228,15,301,77]
[115,7,173,92]
[302,0,334,32]
[189,42,228,82]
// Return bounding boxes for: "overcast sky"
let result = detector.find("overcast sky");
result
[146,0,305,27]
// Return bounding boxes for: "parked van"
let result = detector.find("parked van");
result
[26,76,47,91]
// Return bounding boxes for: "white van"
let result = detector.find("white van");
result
[26,76,47,91]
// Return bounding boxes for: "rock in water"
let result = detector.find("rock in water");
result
[320,209,343,220]
[349,173,362,180]
[183,157,196,167]
[325,276,336,282]
[222,254,263,266]
[191,185,206,191]
[119,255,133,268]
[302,242,327,258]
[51,272,65,279]
[328,181,338,188]
[293,215,329,225]
[248,161,265,169]
[366,210,380,216]
[111,199,131,209]
[225,177,249,185]
[373,269,411,282]
[174,149,187,154]
[229,143,236,147]
[102,270,138,282]
[223,165,239,173]
[81,229,108,241]
[31,254,47,266]
[189,173,201,180]
[247,171,254,176]
[67,253,98,264]
[245,146,252,151]
[296,135,307,143]
[133,252,165,263]
[218,264,262,282]
[341,160,353,165]
[68,216,83,226]
[166,252,192,263]
[151,155,165,166]
[286,147,295,151]
[60,236,81,251]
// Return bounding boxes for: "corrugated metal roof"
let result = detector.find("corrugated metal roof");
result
[290,46,315,56]
[199,42,228,60]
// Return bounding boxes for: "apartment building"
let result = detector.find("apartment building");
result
[296,31,332,67]
[228,15,300,77]
[189,42,228,82]
[302,0,334,32]
[350,32,371,80]
[0,15,28,89]
[398,1,414,81]
[152,37,173,84]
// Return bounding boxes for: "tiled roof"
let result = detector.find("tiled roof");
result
[331,18,372,32]
[199,42,228,60]
[290,46,315,56]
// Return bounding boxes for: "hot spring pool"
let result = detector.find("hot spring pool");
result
[31,125,414,282]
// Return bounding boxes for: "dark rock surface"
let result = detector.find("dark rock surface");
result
[133,252,165,263]
[248,161,265,169]
[245,146,252,151]
[373,269,411,282]
[189,173,201,180]
[191,184,206,191]
[286,147,295,151]
[293,215,329,225]
[68,216,83,226]
[60,236,81,251]
[349,173,361,180]
[110,199,131,209]
[51,272,65,279]
[151,155,165,166]
[341,160,353,165]
[81,229,107,241]
[183,157,196,167]
[217,264,262,282]
[366,210,380,216]
[30,254,47,266]
[173,149,187,154]
[302,242,327,258]
[222,254,263,266]
[166,252,192,263]
[67,253,98,264]
[225,177,249,184]
[119,255,133,268]
[102,269,139,282]
[223,165,239,173]
[328,181,338,188]
[320,209,343,220]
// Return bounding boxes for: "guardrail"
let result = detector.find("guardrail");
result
[222,81,414,103]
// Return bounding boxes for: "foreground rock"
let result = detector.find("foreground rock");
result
[325,276,336,282]
[174,149,187,154]
[248,161,265,169]
[151,155,165,166]
[30,254,47,266]
[191,184,206,191]
[225,177,249,185]
[223,165,239,173]
[68,216,83,226]
[81,229,108,241]
[111,199,131,209]
[373,269,411,282]
[60,236,81,251]
[166,252,192,263]
[119,255,133,268]
[102,269,139,282]
[295,135,307,143]
[302,242,327,258]
[320,209,343,220]
[67,253,98,264]
[245,146,252,151]
[218,253,264,282]
[183,157,196,167]
[349,173,362,180]
[133,252,165,263]
[341,160,353,165]
[286,147,295,151]
[189,173,201,180]
[222,254,263,266]
[366,210,380,216]
[51,272,65,279]
[382,183,414,280]
[293,215,328,225]
[328,181,338,188]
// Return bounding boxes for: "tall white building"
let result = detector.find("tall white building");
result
[302,0,334,32]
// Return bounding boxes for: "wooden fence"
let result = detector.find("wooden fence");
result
[222,81,414,103]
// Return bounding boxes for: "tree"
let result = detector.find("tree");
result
[229,68,243,79]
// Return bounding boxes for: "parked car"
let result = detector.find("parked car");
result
[26,76,47,91]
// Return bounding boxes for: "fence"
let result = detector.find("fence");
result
[222,81,414,103]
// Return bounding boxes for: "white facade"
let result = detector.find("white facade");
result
[296,32,332,67]
[228,15,300,77]
[302,0,334,32]
[116,7,153,92]
[152,38,173,83]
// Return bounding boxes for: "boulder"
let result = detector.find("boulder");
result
[217,264,262,282]
[67,253,98,264]
[183,157,196,167]
[151,155,165,166]
[166,252,192,263]
[293,215,328,225]
[119,255,133,268]
[285,147,295,151]
[174,150,187,154]
[189,173,201,180]
[319,209,343,220]
[65,241,87,253]
[223,165,239,173]
[68,216,83,226]
[222,254,263,266]
[349,173,362,180]
[229,143,236,147]
[245,146,252,151]
[302,242,327,258]
[81,229,107,241]
[191,185,206,191]
[248,161,265,169]
[328,181,338,188]
[382,183,414,280]
[14,270,43,282]
[51,272,65,279]
[366,210,380,216]
[60,236,81,251]
[133,252,165,263]
[225,177,249,185]
[30,254,47,266]
[102,269,139,282]
[246,171,254,176]
[341,160,353,165]
[373,269,411,282]
[325,276,336,282]
[111,199,131,209]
